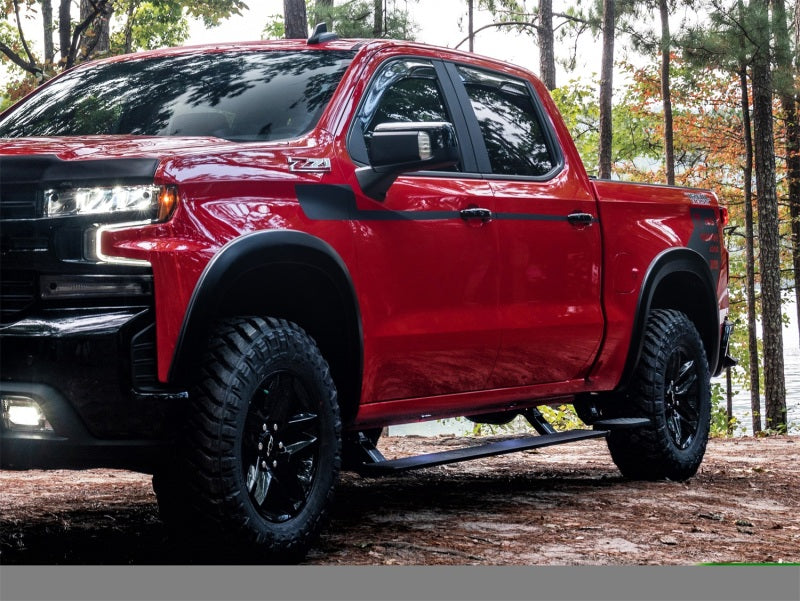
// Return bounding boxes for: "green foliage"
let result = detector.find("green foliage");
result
[111,2,191,53]
[184,0,248,28]
[261,15,286,40]
[551,71,662,177]
[709,381,741,437]
[453,405,583,437]
[538,405,584,431]
[264,0,416,40]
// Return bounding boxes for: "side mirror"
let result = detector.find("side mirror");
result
[355,121,459,200]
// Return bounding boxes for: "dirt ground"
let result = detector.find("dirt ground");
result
[1,434,798,565]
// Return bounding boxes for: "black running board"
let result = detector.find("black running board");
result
[592,417,651,430]
[356,429,608,476]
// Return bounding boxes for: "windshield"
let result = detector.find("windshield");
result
[0,50,354,142]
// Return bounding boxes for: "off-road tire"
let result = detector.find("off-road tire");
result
[178,316,341,563]
[606,309,711,481]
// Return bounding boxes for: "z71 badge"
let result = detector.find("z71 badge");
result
[288,157,332,172]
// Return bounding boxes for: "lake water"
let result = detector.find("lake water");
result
[719,298,800,435]
[390,301,800,437]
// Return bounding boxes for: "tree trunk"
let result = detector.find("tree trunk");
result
[284,0,308,39]
[373,0,383,37]
[41,0,54,65]
[659,0,674,185]
[598,0,615,179]
[468,0,474,52]
[751,0,787,431]
[123,1,138,55]
[79,0,112,58]
[773,0,800,346]
[740,64,762,434]
[538,0,556,90]
[58,0,71,66]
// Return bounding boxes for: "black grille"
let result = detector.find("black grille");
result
[0,270,37,323]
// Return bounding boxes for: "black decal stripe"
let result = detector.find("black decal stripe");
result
[296,183,459,221]
[687,206,721,281]
[296,184,598,224]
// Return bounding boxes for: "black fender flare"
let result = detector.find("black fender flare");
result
[167,230,363,389]
[618,247,720,390]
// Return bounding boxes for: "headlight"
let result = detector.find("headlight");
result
[44,185,177,221]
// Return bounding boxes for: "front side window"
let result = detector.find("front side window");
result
[457,65,556,177]
[0,50,354,142]
[355,59,459,170]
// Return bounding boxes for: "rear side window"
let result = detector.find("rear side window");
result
[456,65,556,177]
[0,50,354,142]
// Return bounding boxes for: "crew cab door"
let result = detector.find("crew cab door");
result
[447,63,604,388]
[346,57,500,402]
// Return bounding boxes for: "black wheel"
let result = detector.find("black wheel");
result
[177,316,341,563]
[606,309,711,481]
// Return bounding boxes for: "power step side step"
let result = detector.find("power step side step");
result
[356,429,608,477]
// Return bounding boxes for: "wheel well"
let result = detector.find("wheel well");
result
[219,263,361,425]
[168,232,363,427]
[616,249,720,392]
[649,270,717,366]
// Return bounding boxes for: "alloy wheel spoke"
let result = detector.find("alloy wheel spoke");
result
[253,469,273,506]
[673,360,697,397]
[274,464,308,510]
[282,435,318,460]
[668,411,682,444]
[284,411,318,433]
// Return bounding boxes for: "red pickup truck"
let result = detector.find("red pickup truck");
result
[0,26,733,561]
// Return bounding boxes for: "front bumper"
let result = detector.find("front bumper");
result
[0,308,186,471]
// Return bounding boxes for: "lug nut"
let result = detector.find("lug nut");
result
[262,424,267,432]
[273,423,278,431]
[258,442,263,451]
[272,460,278,468]
[278,442,284,450]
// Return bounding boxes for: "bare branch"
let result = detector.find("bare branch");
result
[12,0,39,70]
[454,21,538,50]
[65,0,108,69]
[0,39,41,75]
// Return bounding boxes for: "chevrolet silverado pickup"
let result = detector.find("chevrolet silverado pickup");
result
[0,25,733,561]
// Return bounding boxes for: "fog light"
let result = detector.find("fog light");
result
[2,396,53,431]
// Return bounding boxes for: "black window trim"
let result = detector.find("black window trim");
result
[345,55,480,175]
[444,61,565,183]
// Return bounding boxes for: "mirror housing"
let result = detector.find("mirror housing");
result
[355,121,459,200]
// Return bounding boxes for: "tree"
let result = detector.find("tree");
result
[773,0,800,345]
[301,0,416,40]
[658,0,674,184]
[739,62,762,434]
[538,0,555,89]
[0,1,247,82]
[598,0,615,178]
[284,0,308,38]
[750,0,787,430]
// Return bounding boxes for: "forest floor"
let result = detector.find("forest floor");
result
[1,434,799,565]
